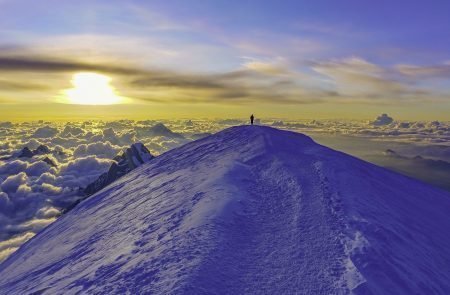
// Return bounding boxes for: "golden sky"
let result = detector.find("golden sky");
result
[1,1,450,121]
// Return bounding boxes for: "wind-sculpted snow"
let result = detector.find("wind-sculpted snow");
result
[0,126,450,294]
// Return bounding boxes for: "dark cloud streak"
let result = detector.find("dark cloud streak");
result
[0,80,50,91]
[0,56,144,75]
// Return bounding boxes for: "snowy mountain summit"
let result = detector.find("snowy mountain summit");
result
[1,126,450,294]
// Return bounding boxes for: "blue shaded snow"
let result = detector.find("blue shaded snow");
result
[0,126,449,294]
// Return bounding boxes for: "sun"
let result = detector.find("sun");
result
[64,72,123,105]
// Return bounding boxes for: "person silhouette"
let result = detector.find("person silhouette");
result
[250,114,254,125]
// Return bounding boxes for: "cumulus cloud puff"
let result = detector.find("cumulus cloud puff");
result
[0,232,35,262]
[60,156,113,175]
[32,126,59,138]
[73,141,121,159]
[61,125,85,136]
[1,172,27,194]
[58,156,114,188]
[0,160,28,175]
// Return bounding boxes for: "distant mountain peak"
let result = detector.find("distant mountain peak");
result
[17,144,52,158]
[42,156,57,168]
[148,123,184,138]
[34,144,51,155]
[17,146,34,158]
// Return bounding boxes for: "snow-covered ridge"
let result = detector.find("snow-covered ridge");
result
[0,126,449,294]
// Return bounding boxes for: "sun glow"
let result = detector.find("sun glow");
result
[64,72,123,105]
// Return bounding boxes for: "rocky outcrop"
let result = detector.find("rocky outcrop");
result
[84,143,154,196]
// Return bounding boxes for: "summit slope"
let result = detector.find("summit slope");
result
[0,126,450,294]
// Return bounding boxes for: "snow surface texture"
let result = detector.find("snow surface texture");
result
[0,126,449,294]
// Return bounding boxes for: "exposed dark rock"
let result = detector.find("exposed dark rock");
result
[35,145,51,155]
[18,147,34,158]
[84,143,154,196]
[17,145,53,158]
[42,157,57,168]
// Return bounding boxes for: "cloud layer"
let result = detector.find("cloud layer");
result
[1,51,450,107]
[0,117,449,263]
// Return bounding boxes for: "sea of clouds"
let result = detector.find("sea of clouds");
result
[0,116,449,262]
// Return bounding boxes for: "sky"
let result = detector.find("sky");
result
[1,0,450,120]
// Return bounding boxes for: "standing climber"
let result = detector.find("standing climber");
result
[250,114,254,125]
